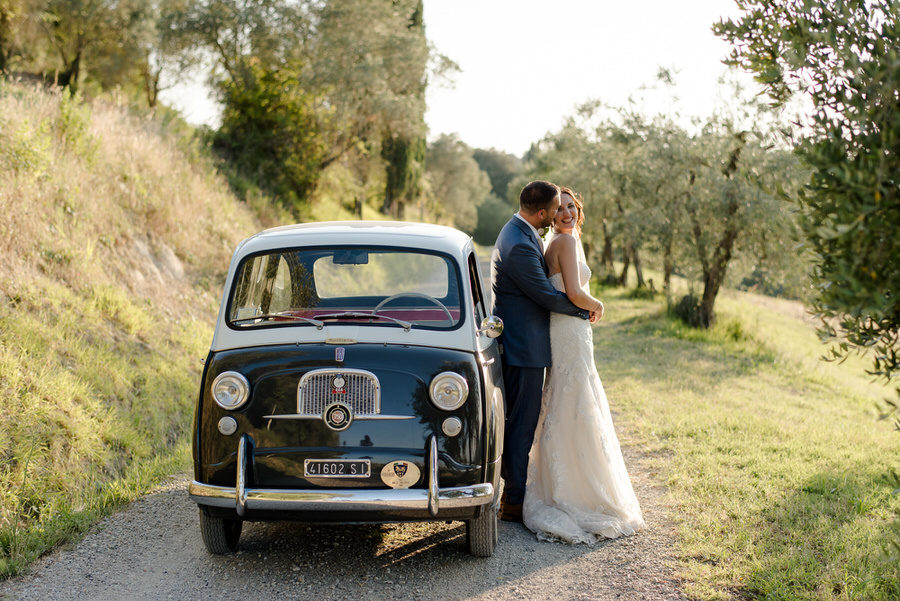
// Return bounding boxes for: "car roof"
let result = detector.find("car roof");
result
[233,221,474,260]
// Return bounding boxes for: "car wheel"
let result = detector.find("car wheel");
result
[466,504,499,557]
[199,508,243,554]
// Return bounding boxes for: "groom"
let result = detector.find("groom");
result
[491,180,594,522]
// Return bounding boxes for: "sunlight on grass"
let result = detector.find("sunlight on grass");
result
[0,83,253,578]
[595,287,900,600]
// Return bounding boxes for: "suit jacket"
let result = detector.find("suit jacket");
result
[491,216,588,368]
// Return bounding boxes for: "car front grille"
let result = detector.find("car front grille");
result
[297,369,380,416]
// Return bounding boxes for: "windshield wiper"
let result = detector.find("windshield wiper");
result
[315,311,412,332]
[232,313,325,329]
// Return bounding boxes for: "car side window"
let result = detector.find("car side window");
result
[468,253,486,327]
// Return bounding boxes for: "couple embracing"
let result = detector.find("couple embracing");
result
[491,180,645,544]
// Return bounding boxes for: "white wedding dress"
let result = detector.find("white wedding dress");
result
[523,250,645,544]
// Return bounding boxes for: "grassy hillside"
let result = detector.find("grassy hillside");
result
[0,82,264,576]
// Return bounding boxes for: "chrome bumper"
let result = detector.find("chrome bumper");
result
[189,434,495,517]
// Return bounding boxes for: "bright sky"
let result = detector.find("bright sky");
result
[423,0,751,157]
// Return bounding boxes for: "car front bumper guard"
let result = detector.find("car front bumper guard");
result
[189,434,494,517]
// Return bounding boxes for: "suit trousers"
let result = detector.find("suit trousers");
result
[500,363,545,505]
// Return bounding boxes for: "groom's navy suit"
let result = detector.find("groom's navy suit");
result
[491,215,588,505]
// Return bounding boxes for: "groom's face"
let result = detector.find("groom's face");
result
[538,194,561,229]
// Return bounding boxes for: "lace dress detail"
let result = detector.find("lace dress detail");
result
[522,259,644,544]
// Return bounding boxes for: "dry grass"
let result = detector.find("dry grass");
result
[0,82,262,576]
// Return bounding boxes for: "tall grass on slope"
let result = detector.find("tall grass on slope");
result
[597,287,900,600]
[0,83,260,577]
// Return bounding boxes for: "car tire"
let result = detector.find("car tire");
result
[466,504,499,557]
[199,508,243,554]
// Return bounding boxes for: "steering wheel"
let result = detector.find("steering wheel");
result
[373,292,453,323]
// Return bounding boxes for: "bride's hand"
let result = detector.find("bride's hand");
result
[590,300,604,323]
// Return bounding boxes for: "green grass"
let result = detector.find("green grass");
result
[0,279,203,576]
[0,81,258,578]
[594,285,900,600]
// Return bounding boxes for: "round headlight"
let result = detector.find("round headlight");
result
[211,371,250,410]
[429,372,469,411]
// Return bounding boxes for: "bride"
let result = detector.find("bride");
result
[522,186,645,544]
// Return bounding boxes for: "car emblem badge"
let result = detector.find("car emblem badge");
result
[324,403,352,431]
[335,347,345,362]
[380,460,421,489]
[331,374,347,394]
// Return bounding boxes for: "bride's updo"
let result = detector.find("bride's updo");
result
[554,186,585,236]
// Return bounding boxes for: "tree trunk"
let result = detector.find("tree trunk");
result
[699,219,740,328]
[57,54,81,91]
[632,245,646,288]
[663,242,674,308]
[143,64,160,109]
[616,247,631,287]
[699,273,721,328]
[601,222,614,269]
[381,192,395,217]
[0,9,10,74]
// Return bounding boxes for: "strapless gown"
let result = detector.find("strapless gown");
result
[522,262,645,544]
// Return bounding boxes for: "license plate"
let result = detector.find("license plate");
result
[304,459,371,478]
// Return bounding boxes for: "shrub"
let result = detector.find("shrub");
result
[673,293,704,328]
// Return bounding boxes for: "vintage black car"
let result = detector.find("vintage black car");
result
[188,221,505,557]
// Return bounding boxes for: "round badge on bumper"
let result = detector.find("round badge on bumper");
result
[323,402,353,431]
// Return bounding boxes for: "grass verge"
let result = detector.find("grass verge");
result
[0,277,205,577]
[0,82,256,578]
[596,286,900,600]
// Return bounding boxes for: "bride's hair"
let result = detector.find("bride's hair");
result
[553,186,585,236]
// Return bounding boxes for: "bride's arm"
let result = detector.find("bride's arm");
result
[554,234,605,315]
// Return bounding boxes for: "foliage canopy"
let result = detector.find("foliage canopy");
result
[716,0,900,411]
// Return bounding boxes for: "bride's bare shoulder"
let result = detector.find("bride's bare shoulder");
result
[548,232,577,252]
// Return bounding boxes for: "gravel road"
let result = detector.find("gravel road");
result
[0,445,685,601]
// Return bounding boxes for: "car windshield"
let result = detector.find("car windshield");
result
[228,247,463,330]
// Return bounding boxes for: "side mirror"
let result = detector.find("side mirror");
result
[478,315,503,338]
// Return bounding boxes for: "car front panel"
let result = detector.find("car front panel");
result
[193,343,488,497]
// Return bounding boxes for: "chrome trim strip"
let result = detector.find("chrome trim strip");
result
[427,436,439,516]
[236,435,248,517]
[262,414,414,421]
[188,481,494,512]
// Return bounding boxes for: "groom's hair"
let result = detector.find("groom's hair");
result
[519,180,560,214]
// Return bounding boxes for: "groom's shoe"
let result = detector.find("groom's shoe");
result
[500,503,522,522]
[500,494,523,522]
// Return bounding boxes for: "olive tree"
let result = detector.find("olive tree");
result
[0,0,24,73]
[12,0,154,92]
[682,118,802,327]
[522,109,619,273]
[717,0,900,438]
